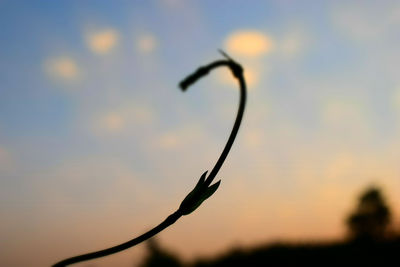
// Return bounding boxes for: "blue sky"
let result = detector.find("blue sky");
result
[1,1,400,266]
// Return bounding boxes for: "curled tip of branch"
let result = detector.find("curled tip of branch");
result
[218,49,233,61]
[218,50,243,80]
[179,50,242,92]
[178,50,246,216]
[179,66,210,91]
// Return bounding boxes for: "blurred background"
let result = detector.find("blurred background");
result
[1,0,400,266]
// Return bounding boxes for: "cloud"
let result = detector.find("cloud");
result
[86,28,119,54]
[37,156,158,212]
[224,30,274,57]
[318,96,375,147]
[243,128,264,148]
[331,1,400,41]
[136,33,158,54]
[44,57,79,80]
[219,30,273,89]
[320,97,368,128]
[100,112,125,133]
[154,124,206,150]
[93,104,155,135]
[281,36,302,56]
[279,27,309,58]
[157,133,179,149]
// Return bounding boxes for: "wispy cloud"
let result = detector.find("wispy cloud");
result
[99,112,125,133]
[331,1,400,41]
[320,97,369,130]
[279,26,310,58]
[92,104,156,135]
[44,57,79,81]
[218,29,275,90]
[86,28,119,54]
[243,128,264,148]
[153,124,206,150]
[224,30,274,58]
[136,33,158,54]
[156,132,179,149]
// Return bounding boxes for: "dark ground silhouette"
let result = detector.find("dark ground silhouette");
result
[139,186,400,267]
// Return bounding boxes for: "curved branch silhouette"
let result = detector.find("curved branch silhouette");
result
[52,51,247,266]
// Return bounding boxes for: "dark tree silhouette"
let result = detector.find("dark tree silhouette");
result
[347,186,391,241]
[138,239,183,267]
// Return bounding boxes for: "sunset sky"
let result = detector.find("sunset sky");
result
[1,0,400,266]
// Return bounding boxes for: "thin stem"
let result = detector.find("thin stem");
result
[206,62,246,184]
[52,211,182,267]
[180,58,246,185]
[52,53,246,266]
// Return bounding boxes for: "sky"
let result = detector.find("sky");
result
[1,0,400,266]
